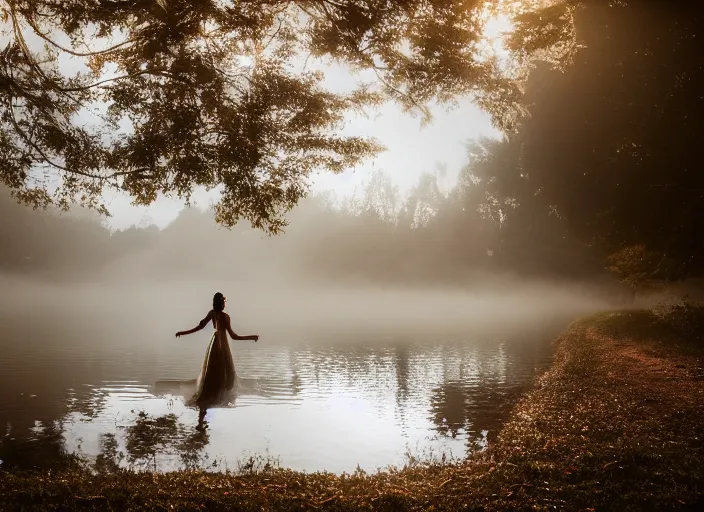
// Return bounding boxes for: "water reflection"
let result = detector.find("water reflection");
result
[0,420,82,471]
[0,319,564,473]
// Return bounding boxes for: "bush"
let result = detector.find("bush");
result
[653,297,704,343]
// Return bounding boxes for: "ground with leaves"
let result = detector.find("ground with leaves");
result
[1,309,703,511]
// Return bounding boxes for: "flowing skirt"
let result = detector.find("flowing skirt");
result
[188,331,237,408]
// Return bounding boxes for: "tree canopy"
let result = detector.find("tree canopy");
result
[0,0,576,233]
[463,0,704,287]
[4,0,703,290]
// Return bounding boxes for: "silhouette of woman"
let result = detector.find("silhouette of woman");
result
[175,292,258,425]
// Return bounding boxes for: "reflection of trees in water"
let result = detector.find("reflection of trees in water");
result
[65,384,112,420]
[391,341,414,433]
[429,382,467,439]
[428,380,527,450]
[0,378,116,437]
[288,343,399,400]
[425,334,555,451]
[124,412,182,469]
[0,412,213,472]
[281,334,554,452]
[95,432,123,473]
[393,342,411,406]
[0,324,560,471]
[0,420,83,471]
[114,411,211,471]
[0,307,129,435]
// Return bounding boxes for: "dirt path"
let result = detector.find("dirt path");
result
[463,311,704,511]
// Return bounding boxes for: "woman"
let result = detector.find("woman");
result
[175,292,259,415]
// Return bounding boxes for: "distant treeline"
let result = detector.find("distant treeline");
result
[0,176,599,287]
[2,2,703,292]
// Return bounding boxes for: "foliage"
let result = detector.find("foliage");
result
[0,0,576,233]
[3,1,704,285]
[607,244,683,291]
[344,169,401,223]
[461,1,704,282]
[653,298,704,344]
[0,166,591,286]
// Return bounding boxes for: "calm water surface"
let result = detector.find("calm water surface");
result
[0,284,574,473]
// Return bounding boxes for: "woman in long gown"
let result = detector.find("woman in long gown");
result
[175,293,259,421]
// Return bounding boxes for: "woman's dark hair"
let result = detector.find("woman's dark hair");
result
[213,292,226,312]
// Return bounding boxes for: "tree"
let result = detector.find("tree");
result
[357,169,400,223]
[401,167,445,229]
[463,1,704,281]
[0,0,576,233]
[607,244,683,294]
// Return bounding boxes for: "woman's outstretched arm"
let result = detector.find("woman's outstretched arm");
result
[175,311,212,338]
[224,314,259,342]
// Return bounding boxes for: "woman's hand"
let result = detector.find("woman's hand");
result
[254,335,259,342]
[175,332,183,338]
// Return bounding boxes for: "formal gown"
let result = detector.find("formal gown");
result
[188,311,237,408]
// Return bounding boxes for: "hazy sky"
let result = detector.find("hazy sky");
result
[4,18,504,232]
[104,77,502,230]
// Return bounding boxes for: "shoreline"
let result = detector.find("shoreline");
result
[1,309,702,510]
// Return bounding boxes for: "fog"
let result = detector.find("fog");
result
[1,185,614,468]
[0,271,612,342]
[0,175,629,344]
[0,197,610,466]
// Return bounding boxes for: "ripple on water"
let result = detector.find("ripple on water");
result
[0,330,558,473]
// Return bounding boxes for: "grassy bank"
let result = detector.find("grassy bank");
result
[1,309,703,511]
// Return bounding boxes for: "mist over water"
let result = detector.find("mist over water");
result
[0,271,610,334]
[0,188,619,472]
[0,268,610,472]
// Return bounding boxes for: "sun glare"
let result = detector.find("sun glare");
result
[483,13,516,42]
[477,0,561,74]
[476,6,517,71]
[237,55,255,68]
[482,13,515,66]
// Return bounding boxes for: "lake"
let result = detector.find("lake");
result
[0,278,595,473]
